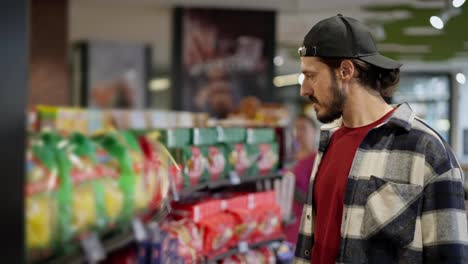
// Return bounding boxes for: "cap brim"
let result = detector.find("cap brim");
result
[359,54,402,70]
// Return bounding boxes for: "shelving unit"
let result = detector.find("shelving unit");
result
[34,170,290,263]
[202,236,285,264]
[176,173,283,200]
[37,202,171,264]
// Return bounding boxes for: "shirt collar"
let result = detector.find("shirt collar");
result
[317,103,415,152]
[319,102,415,133]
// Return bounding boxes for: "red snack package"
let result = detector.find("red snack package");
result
[138,135,170,211]
[250,191,282,242]
[171,198,223,223]
[228,207,258,244]
[198,213,236,255]
[225,193,255,210]
[165,219,204,262]
[168,219,203,253]
[252,191,276,207]
[253,204,283,241]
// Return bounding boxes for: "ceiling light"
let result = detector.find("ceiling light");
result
[430,16,444,29]
[273,56,284,66]
[456,73,466,84]
[150,78,170,91]
[429,8,461,30]
[452,0,465,8]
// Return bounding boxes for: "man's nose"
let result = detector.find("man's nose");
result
[300,85,310,97]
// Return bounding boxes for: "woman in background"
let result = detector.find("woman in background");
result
[285,115,318,244]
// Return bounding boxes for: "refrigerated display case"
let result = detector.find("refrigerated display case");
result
[392,73,453,144]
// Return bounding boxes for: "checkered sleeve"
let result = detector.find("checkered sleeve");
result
[421,139,468,263]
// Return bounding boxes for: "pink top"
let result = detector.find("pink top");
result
[284,152,317,243]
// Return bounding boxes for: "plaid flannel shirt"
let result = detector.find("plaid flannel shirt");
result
[294,103,468,263]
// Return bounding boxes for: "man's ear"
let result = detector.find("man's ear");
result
[339,59,355,81]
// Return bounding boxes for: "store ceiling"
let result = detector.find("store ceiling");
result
[74,0,467,62]
[365,3,468,61]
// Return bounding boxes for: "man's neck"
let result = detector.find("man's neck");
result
[341,85,394,128]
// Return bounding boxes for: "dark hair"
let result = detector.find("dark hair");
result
[296,114,318,129]
[318,58,400,98]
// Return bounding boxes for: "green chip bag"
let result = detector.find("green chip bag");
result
[206,145,228,182]
[40,133,74,246]
[226,143,252,178]
[246,142,279,177]
[95,133,135,225]
[114,131,151,213]
[25,137,60,260]
[67,133,106,234]
[182,146,210,187]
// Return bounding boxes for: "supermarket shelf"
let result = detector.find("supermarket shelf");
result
[38,204,170,264]
[208,173,283,189]
[176,173,283,200]
[203,236,285,264]
[41,231,134,264]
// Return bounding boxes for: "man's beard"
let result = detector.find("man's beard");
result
[310,74,346,124]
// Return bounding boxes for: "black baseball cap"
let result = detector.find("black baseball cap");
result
[299,14,402,70]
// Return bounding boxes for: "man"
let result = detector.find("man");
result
[295,14,468,263]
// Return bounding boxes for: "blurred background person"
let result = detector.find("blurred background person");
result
[285,114,318,244]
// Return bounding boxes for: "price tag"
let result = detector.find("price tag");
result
[81,233,105,263]
[238,241,249,253]
[132,218,148,242]
[229,171,241,185]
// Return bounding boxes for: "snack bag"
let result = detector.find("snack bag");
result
[40,133,74,245]
[114,131,150,212]
[254,205,282,240]
[94,143,125,227]
[207,145,228,181]
[227,143,251,178]
[250,191,283,241]
[182,146,210,187]
[96,133,136,224]
[246,143,279,177]
[67,133,107,234]
[137,132,171,211]
[228,208,258,243]
[171,197,223,223]
[166,220,203,262]
[198,213,236,255]
[25,138,60,259]
[225,193,257,243]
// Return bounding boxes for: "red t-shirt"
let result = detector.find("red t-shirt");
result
[311,109,396,264]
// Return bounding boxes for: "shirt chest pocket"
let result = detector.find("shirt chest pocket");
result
[361,176,423,248]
